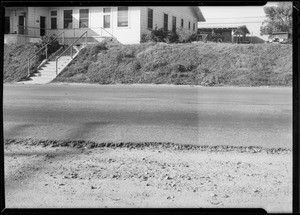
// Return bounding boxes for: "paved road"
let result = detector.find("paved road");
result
[3,84,292,148]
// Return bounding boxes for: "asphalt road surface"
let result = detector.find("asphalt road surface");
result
[3,84,292,148]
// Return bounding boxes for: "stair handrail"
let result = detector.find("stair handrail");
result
[55,31,88,75]
[100,27,122,44]
[27,31,65,77]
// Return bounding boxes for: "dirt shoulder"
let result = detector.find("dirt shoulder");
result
[4,141,292,212]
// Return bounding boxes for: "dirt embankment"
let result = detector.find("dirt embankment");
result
[4,139,292,212]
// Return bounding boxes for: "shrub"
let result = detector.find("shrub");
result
[165,31,179,43]
[141,28,179,43]
[35,35,61,61]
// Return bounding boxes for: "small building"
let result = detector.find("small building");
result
[4,6,205,45]
[197,23,250,43]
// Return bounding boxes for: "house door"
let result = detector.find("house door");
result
[18,16,25,35]
[102,8,112,37]
[5,16,10,34]
[40,16,46,37]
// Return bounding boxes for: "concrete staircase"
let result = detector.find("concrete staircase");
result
[18,34,120,85]
[19,45,84,84]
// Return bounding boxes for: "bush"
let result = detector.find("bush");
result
[34,35,61,61]
[142,28,200,44]
[176,29,200,43]
[141,28,179,43]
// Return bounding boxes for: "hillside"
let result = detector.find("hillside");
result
[4,42,292,86]
[53,42,292,86]
[3,44,40,83]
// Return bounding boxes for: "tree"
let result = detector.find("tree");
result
[260,2,292,37]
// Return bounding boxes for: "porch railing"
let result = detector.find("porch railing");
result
[27,31,64,77]
[14,25,121,44]
[55,31,87,75]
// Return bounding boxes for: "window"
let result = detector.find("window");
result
[181,19,184,28]
[118,6,128,27]
[147,8,153,29]
[50,11,57,16]
[50,11,57,29]
[79,9,89,28]
[172,16,176,32]
[5,16,10,34]
[103,8,111,28]
[188,21,191,30]
[103,8,111,13]
[193,23,195,31]
[163,14,168,31]
[64,10,72,29]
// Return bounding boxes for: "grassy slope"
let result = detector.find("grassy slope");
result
[53,42,292,86]
[3,44,42,83]
[5,42,292,86]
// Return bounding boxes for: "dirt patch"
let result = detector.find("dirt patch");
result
[4,141,292,212]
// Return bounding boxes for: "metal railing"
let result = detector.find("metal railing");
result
[55,31,87,75]
[13,25,121,44]
[27,31,65,77]
[100,27,121,44]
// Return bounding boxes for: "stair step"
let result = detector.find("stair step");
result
[22,45,84,84]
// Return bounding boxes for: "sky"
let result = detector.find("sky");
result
[199,2,280,41]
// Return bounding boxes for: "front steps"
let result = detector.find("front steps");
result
[19,45,84,84]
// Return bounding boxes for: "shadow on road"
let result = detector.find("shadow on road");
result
[4,123,36,138]
[64,121,111,140]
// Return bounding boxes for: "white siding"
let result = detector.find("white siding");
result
[5,7,28,35]
[47,6,141,44]
[140,7,199,36]
[27,7,49,37]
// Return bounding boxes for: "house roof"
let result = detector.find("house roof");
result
[198,23,250,34]
[192,7,206,22]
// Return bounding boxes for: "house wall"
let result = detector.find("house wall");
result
[140,7,199,37]
[27,7,50,37]
[5,7,28,34]
[47,6,141,44]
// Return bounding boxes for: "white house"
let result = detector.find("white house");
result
[4,6,206,44]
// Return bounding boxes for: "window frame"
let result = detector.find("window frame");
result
[117,6,129,28]
[181,18,184,28]
[79,9,89,28]
[103,8,111,13]
[163,13,168,31]
[50,11,57,30]
[63,10,73,29]
[188,21,191,30]
[50,11,57,16]
[103,8,111,28]
[147,8,153,29]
